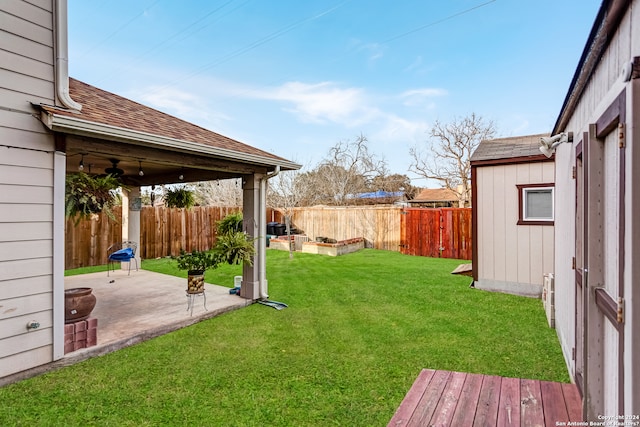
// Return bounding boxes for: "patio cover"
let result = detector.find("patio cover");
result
[38,78,300,185]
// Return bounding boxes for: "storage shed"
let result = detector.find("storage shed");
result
[470,134,554,297]
[550,0,639,418]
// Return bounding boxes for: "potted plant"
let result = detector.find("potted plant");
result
[176,249,219,294]
[216,212,243,234]
[214,231,256,266]
[164,186,195,208]
[65,172,123,222]
[215,213,256,266]
[175,213,256,293]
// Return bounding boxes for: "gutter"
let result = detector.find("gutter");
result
[54,0,82,111]
[40,111,301,170]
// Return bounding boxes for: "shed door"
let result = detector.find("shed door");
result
[583,89,626,418]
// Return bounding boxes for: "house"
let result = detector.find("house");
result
[408,188,459,208]
[0,0,299,380]
[550,0,639,418]
[470,134,554,297]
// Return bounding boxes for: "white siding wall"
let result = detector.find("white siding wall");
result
[476,161,554,297]
[554,0,640,416]
[0,0,56,378]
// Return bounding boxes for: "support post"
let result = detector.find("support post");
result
[127,187,142,269]
[241,174,263,299]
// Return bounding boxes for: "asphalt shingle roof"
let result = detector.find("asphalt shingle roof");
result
[411,188,459,202]
[470,133,549,163]
[51,78,291,163]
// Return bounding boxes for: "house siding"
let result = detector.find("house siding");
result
[0,0,56,378]
[553,0,639,417]
[475,161,554,297]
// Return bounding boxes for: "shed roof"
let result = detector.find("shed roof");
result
[470,134,549,164]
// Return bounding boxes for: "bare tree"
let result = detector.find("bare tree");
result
[267,169,304,258]
[193,178,243,206]
[410,113,496,206]
[310,134,387,205]
[368,173,418,202]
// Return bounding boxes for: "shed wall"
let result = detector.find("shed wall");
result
[0,0,56,378]
[475,161,554,297]
[553,1,640,416]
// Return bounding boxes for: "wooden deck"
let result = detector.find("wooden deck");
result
[388,369,582,427]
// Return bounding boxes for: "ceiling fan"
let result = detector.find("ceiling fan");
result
[105,158,124,177]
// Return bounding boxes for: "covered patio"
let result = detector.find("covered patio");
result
[1,268,252,386]
[63,269,252,359]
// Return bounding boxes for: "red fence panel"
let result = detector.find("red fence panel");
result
[400,208,472,260]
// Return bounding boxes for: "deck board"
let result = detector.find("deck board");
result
[431,370,467,426]
[521,379,545,427]
[388,369,582,427]
[540,381,569,427]
[450,371,484,426]
[474,375,502,427]
[407,370,450,427]
[562,383,583,421]
[388,369,435,426]
[497,376,521,426]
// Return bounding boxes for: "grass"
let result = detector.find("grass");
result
[64,264,110,276]
[2,249,568,426]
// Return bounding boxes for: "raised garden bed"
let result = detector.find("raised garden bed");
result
[269,235,309,252]
[301,237,364,256]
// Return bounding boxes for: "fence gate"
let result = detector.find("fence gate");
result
[400,208,472,260]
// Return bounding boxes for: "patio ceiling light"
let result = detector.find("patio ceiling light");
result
[78,154,85,171]
[138,161,144,177]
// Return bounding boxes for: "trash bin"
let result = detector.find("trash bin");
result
[274,224,287,236]
[267,222,279,235]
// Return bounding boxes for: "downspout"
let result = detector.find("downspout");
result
[52,0,80,361]
[54,0,82,111]
[259,166,280,299]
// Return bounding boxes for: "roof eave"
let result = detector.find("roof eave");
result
[42,111,301,171]
[552,0,630,134]
[470,154,554,167]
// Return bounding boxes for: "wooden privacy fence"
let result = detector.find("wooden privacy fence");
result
[65,206,471,269]
[287,206,402,251]
[140,206,242,259]
[400,208,472,260]
[65,206,243,269]
[65,210,122,270]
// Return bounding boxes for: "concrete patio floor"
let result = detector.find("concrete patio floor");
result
[63,268,252,358]
[0,268,252,386]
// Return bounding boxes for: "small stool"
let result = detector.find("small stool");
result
[186,291,207,316]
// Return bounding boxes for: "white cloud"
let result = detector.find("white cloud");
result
[347,39,385,62]
[253,81,378,126]
[400,88,448,108]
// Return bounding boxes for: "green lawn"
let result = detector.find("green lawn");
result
[2,249,568,426]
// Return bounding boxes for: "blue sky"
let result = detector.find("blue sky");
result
[68,0,601,185]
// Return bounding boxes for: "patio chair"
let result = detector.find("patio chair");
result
[107,241,138,276]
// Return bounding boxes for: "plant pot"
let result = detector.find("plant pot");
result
[187,270,205,294]
[65,287,96,323]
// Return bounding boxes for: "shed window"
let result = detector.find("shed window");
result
[517,184,554,225]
